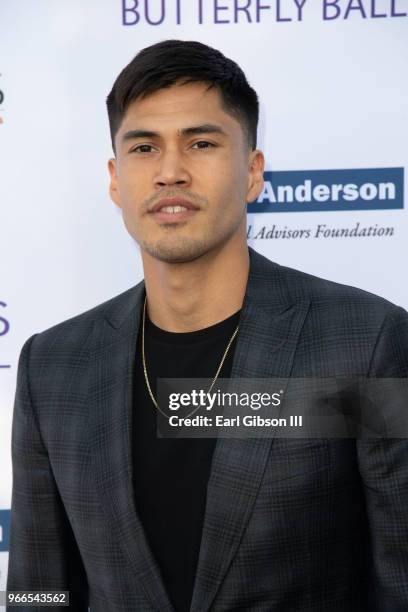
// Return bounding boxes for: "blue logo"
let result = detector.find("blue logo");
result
[0,509,11,551]
[248,167,404,213]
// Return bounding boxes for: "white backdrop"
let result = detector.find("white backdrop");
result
[1,0,407,597]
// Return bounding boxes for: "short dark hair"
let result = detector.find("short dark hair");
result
[106,39,259,152]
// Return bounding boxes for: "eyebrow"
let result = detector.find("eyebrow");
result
[122,123,227,142]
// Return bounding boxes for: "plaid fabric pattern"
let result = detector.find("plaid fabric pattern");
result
[7,247,408,611]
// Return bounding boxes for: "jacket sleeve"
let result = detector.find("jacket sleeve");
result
[357,305,408,611]
[6,335,89,612]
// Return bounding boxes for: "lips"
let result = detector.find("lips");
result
[148,197,199,224]
[149,198,199,214]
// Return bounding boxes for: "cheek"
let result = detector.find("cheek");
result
[120,206,143,242]
[213,168,248,212]
[117,176,145,209]
[119,167,137,191]
[118,159,148,190]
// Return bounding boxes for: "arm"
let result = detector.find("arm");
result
[357,306,408,611]
[6,336,89,611]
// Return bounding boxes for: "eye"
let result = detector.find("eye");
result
[131,144,157,153]
[191,141,216,150]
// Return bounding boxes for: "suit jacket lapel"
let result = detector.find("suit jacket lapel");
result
[89,281,175,611]
[190,248,310,612]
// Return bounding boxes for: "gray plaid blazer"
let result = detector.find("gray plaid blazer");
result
[7,247,408,611]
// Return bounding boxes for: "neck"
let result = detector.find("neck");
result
[141,238,249,333]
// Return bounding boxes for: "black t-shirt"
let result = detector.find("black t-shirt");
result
[132,303,241,612]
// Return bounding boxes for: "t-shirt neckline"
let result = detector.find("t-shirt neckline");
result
[144,306,242,346]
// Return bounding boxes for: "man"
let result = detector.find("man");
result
[7,40,408,611]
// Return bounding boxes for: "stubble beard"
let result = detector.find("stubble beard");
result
[134,194,247,263]
[139,212,245,264]
[139,232,216,264]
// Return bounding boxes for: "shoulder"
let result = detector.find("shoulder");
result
[249,246,405,322]
[26,281,143,355]
[249,248,408,375]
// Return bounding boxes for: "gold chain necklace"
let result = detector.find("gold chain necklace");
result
[141,295,239,416]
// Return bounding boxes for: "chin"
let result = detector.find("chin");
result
[140,237,215,264]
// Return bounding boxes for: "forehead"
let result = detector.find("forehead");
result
[118,82,242,135]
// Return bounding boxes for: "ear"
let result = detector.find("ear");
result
[246,149,265,203]
[108,158,122,208]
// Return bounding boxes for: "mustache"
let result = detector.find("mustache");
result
[143,189,208,211]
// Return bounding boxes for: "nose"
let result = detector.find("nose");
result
[154,148,191,188]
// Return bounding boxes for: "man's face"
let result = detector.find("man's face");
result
[108,81,264,263]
